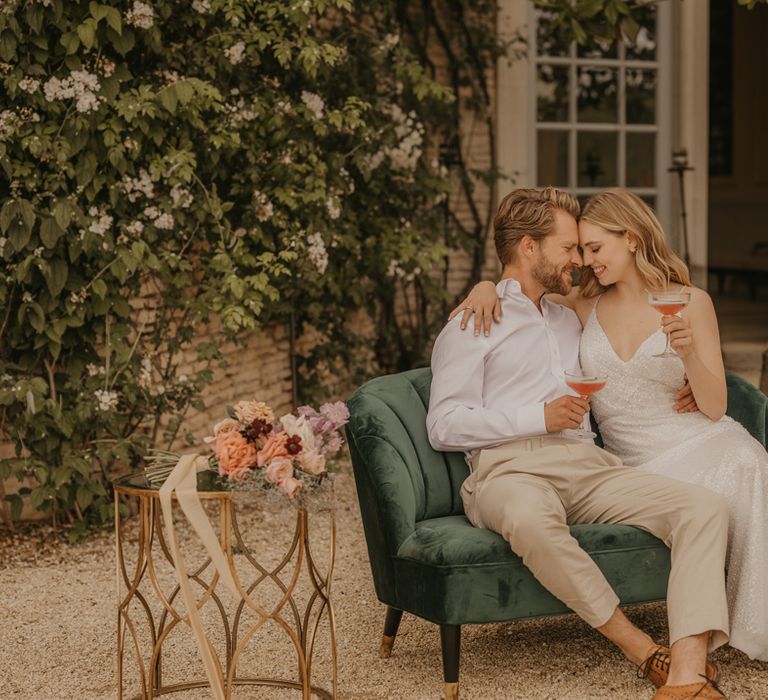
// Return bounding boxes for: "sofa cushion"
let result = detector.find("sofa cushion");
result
[394,515,670,625]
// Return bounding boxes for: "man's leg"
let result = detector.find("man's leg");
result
[565,444,730,686]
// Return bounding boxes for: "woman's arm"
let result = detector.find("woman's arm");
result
[662,288,727,421]
[447,280,500,336]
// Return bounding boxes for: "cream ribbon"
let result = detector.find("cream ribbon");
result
[158,453,239,700]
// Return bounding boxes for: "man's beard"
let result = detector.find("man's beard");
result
[532,255,574,295]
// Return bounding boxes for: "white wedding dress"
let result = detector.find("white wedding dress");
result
[579,300,768,661]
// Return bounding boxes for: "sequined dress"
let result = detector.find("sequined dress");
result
[580,301,768,661]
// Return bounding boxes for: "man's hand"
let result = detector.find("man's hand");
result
[673,374,700,413]
[544,395,590,433]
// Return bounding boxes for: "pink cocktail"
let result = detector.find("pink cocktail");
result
[563,369,606,439]
[647,291,691,358]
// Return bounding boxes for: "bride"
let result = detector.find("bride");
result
[453,187,768,662]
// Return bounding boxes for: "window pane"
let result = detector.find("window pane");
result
[626,69,656,124]
[626,132,656,187]
[577,131,617,187]
[536,10,570,57]
[638,195,657,211]
[625,6,657,61]
[537,65,569,122]
[577,67,618,123]
[577,38,617,59]
[537,130,569,187]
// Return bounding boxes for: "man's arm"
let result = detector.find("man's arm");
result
[426,321,547,452]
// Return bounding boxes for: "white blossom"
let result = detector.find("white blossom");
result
[325,197,341,220]
[225,42,246,65]
[192,0,211,13]
[143,205,160,220]
[138,356,153,388]
[0,236,6,256]
[154,212,174,230]
[125,220,144,235]
[253,191,274,222]
[382,33,400,51]
[22,291,33,303]
[88,208,113,237]
[94,389,119,411]
[43,70,101,113]
[125,1,154,29]
[100,59,115,77]
[86,363,106,377]
[18,77,40,93]
[33,246,43,258]
[301,91,325,119]
[170,183,192,209]
[122,169,155,201]
[307,232,328,274]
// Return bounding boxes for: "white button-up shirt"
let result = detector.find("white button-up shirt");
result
[426,277,587,454]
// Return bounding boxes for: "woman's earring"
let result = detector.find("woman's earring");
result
[629,246,637,254]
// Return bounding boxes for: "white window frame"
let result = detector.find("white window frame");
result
[527,3,673,231]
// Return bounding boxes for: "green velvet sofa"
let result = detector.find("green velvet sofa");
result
[345,368,768,699]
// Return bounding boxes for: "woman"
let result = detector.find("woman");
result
[454,187,768,661]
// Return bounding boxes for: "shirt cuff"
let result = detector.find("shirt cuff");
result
[515,402,547,437]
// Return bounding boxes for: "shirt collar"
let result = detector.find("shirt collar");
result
[497,276,551,317]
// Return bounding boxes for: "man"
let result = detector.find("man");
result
[426,187,729,700]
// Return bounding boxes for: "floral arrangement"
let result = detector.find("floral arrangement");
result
[146,400,349,499]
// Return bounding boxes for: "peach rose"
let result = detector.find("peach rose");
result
[298,448,326,476]
[278,476,303,499]
[203,418,241,444]
[265,456,294,485]
[257,433,290,467]
[234,400,275,425]
[214,430,258,477]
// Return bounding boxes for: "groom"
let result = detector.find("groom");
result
[426,187,729,699]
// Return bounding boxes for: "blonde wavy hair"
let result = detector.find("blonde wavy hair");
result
[579,188,691,298]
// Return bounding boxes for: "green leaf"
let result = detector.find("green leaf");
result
[105,7,122,34]
[40,217,64,248]
[77,20,97,50]
[158,86,178,114]
[0,200,17,234]
[28,486,48,510]
[43,258,68,296]
[0,31,17,62]
[91,278,108,299]
[4,494,23,521]
[76,485,94,510]
[53,199,73,229]
[89,1,109,21]
[108,27,134,55]
[60,30,80,55]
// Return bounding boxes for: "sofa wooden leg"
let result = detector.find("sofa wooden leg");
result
[379,606,404,658]
[440,624,460,699]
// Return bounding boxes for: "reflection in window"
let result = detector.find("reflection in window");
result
[537,65,569,122]
[625,6,657,61]
[537,131,569,187]
[626,133,656,187]
[535,9,570,57]
[578,132,617,187]
[626,69,657,124]
[577,67,618,123]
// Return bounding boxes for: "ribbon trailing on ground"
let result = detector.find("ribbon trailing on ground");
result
[158,453,239,700]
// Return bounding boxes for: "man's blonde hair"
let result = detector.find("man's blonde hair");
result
[494,187,580,265]
[579,188,691,298]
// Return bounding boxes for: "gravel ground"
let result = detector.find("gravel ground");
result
[1,464,766,699]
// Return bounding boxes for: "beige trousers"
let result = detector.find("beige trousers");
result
[462,437,730,649]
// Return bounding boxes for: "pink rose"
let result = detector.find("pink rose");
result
[265,456,294,485]
[298,448,326,476]
[257,433,290,467]
[203,418,241,444]
[214,430,258,477]
[278,476,303,499]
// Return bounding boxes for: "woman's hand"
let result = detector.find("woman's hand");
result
[447,281,501,336]
[661,314,694,358]
[673,375,699,413]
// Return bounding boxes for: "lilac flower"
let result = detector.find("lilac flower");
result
[320,401,349,430]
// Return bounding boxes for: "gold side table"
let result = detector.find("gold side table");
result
[114,472,337,699]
